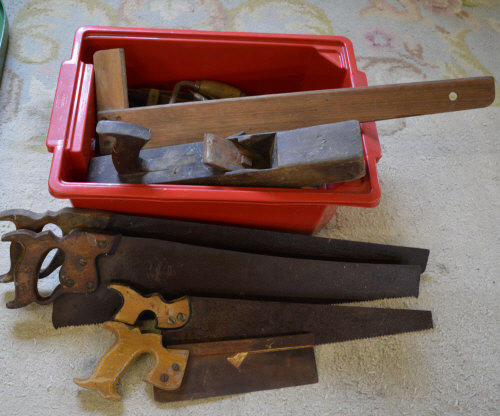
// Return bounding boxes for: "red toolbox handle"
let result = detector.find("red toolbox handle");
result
[46,61,79,152]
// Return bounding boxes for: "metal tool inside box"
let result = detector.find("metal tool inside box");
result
[45,28,496,232]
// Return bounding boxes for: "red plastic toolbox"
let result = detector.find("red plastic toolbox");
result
[46,26,382,234]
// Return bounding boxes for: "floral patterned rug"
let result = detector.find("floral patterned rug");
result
[0,1,498,415]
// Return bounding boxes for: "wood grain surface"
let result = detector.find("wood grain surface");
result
[74,321,189,400]
[93,48,129,154]
[98,77,495,149]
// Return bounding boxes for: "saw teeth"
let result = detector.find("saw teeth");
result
[52,321,106,330]
[55,323,104,330]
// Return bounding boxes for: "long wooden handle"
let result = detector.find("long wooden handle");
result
[98,77,495,149]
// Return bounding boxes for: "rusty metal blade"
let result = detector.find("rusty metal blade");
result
[3,226,423,309]
[52,290,432,345]
[0,208,430,272]
[49,232,424,327]
[154,334,318,402]
[160,297,433,346]
[96,235,423,302]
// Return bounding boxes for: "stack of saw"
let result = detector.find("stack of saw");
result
[3,49,495,404]
[1,208,433,401]
[88,48,495,187]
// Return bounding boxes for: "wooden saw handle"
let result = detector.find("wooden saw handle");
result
[1,230,117,308]
[0,209,71,284]
[0,208,112,284]
[110,284,190,329]
[74,321,189,400]
[98,77,496,148]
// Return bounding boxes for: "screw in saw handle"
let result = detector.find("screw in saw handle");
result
[74,321,189,400]
[1,229,118,308]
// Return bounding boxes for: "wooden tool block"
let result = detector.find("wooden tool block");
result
[93,48,129,154]
[203,133,253,172]
[86,121,365,187]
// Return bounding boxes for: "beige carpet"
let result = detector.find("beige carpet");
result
[0,1,499,415]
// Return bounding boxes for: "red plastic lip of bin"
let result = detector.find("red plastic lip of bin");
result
[46,26,381,207]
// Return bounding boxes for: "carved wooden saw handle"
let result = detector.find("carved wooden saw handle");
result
[1,229,117,308]
[110,284,190,328]
[0,208,113,283]
[75,321,189,400]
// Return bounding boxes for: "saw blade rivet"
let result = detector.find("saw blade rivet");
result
[160,374,169,382]
[177,313,187,323]
[168,316,176,325]
[171,363,180,371]
[79,258,88,266]
[86,281,95,290]
[64,279,74,287]
[97,241,107,249]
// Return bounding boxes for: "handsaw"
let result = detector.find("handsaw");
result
[86,120,366,186]
[2,228,424,326]
[76,317,317,401]
[98,77,495,149]
[107,284,433,346]
[0,207,430,285]
[75,284,431,401]
[77,322,318,401]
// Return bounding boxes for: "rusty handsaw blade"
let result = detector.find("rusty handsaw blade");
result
[158,297,433,346]
[76,318,318,401]
[4,228,423,313]
[66,284,432,350]
[0,208,429,285]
